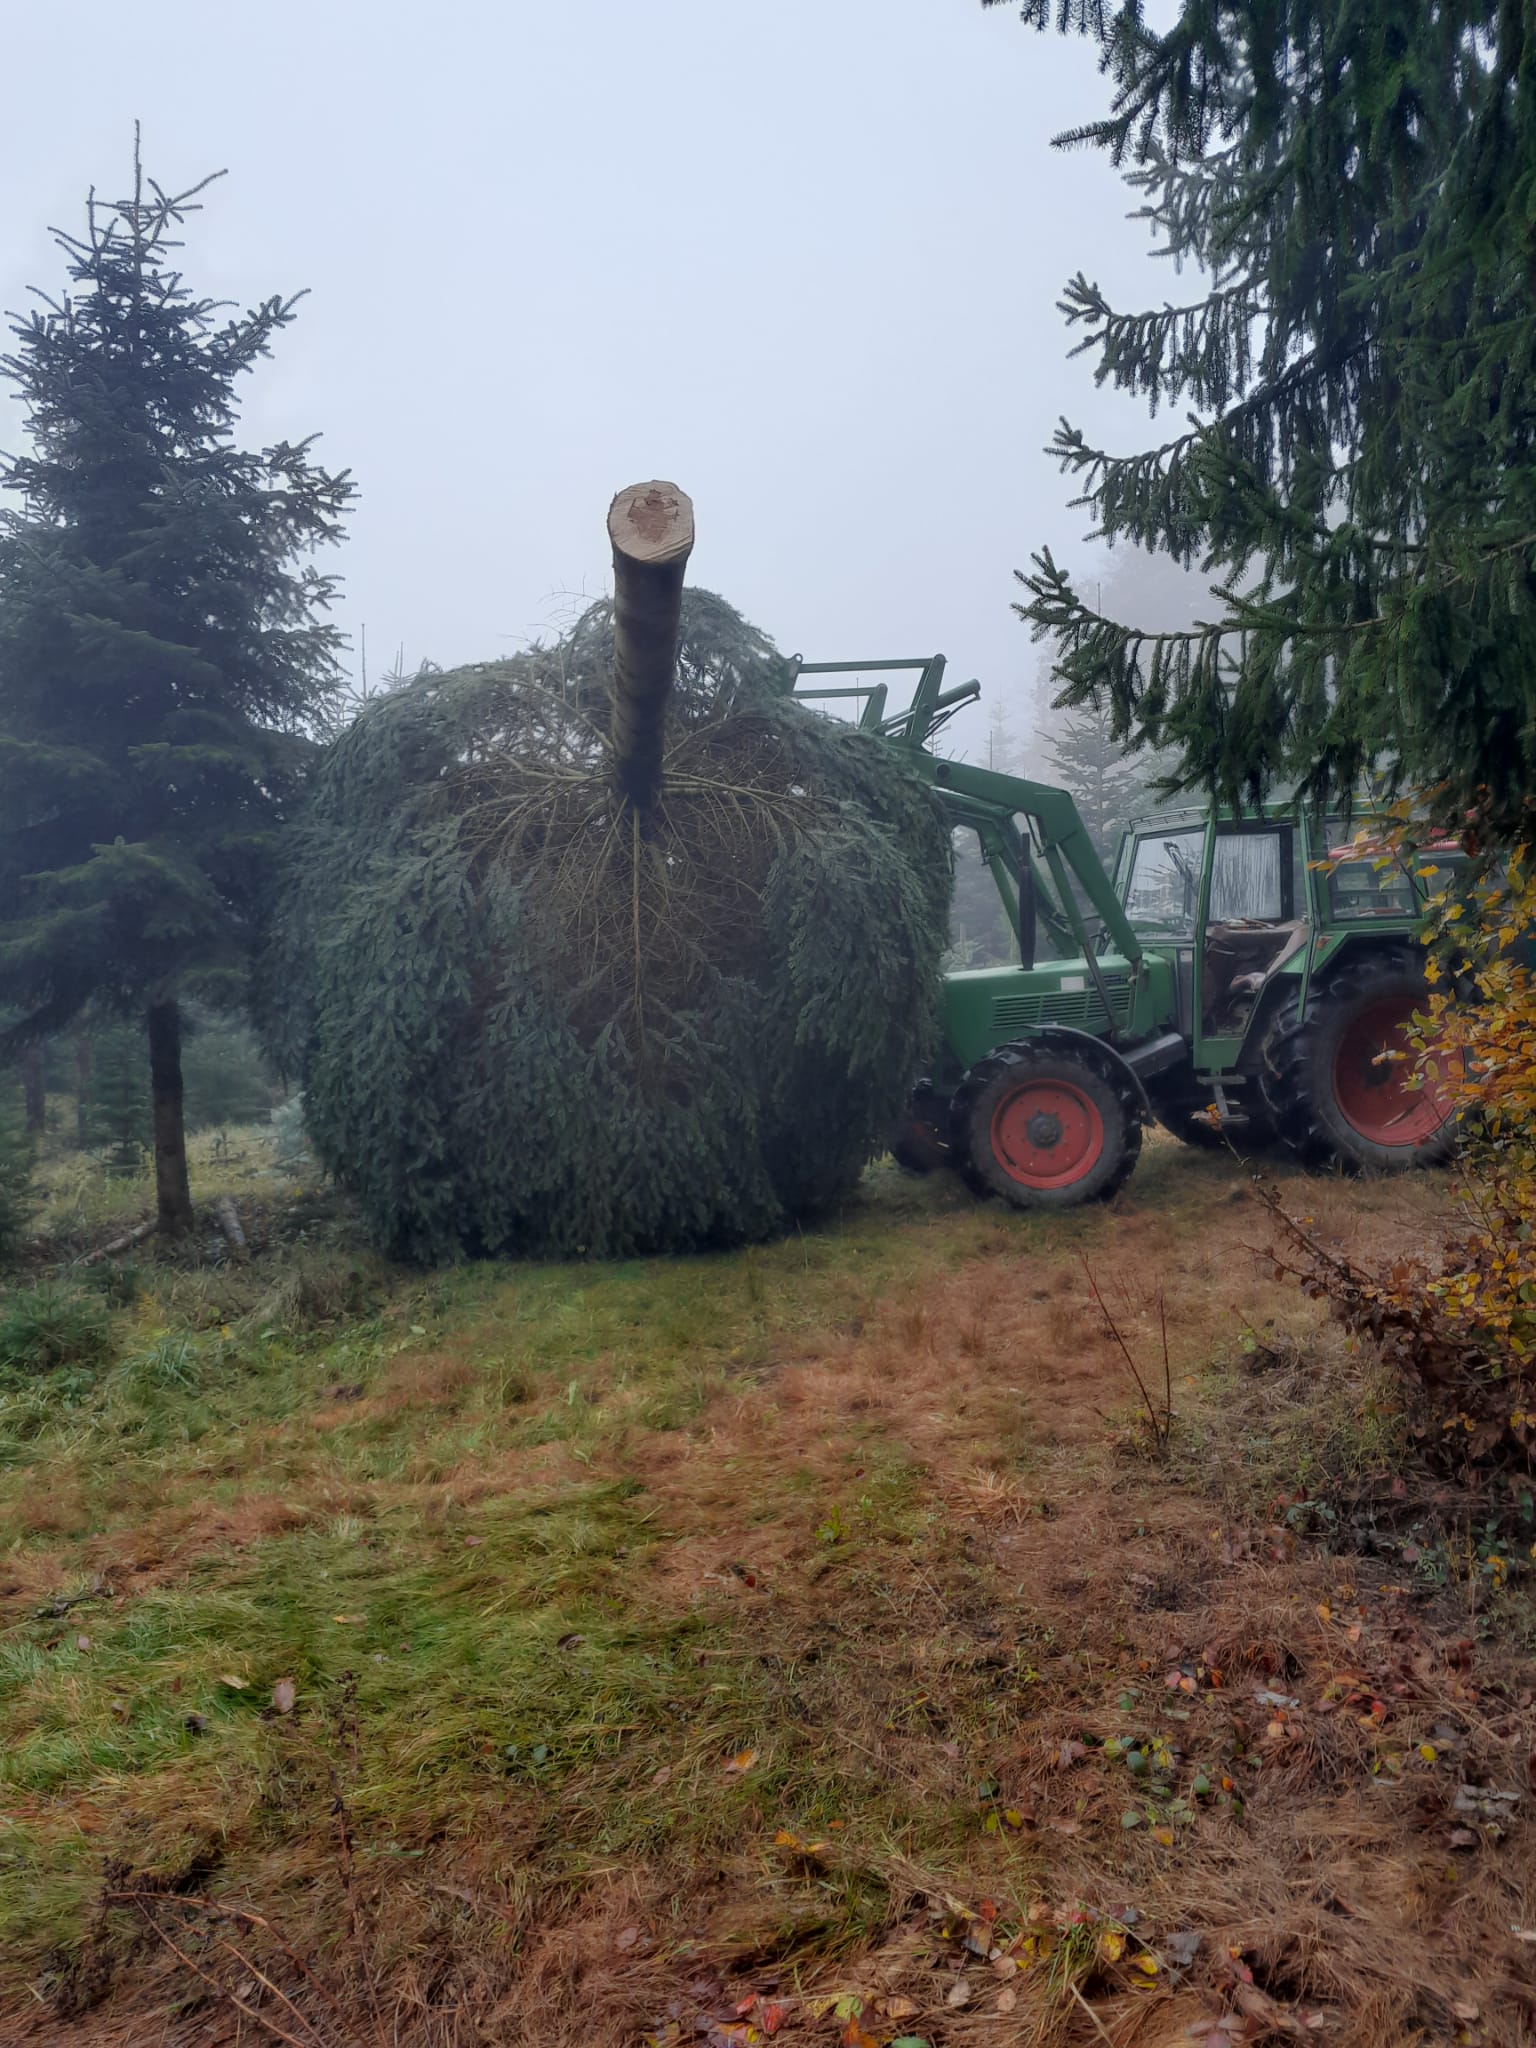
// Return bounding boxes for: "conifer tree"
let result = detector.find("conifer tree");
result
[993,2,1536,847]
[84,1023,152,1176]
[0,1080,36,1264]
[0,141,352,1235]
[1039,699,1152,860]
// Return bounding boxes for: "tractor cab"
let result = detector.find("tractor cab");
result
[1116,810,1308,1052]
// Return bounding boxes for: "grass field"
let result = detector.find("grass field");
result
[2,1136,1534,2046]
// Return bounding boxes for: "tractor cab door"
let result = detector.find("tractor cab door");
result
[1119,824,1203,1033]
[1197,819,1305,1048]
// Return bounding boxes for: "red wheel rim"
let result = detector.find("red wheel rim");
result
[991,1079,1105,1190]
[1331,997,1455,1146]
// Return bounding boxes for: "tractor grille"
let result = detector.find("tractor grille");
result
[990,972,1133,1036]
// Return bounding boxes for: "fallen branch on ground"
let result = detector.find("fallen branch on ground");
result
[214,1196,248,1259]
[73,1217,154,1266]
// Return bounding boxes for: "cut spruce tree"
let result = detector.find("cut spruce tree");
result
[0,140,352,1236]
[264,484,952,1262]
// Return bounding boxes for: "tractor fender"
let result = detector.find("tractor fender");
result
[1011,1025,1153,1121]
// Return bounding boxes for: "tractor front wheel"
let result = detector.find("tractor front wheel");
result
[1261,953,1458,1172]
[955,1044,1141,1209]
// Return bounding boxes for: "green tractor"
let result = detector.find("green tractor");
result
[790,655,1460,1209]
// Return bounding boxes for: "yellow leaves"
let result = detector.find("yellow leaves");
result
[723,1749,759,1775]
[1098,1930,1125,1965]
[772,1829,830,1861]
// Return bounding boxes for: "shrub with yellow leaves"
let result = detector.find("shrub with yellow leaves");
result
[1274,801,1536,1467]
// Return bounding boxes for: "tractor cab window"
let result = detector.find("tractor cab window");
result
[1209,831,1285,923]
[1322,823,1423,919]
[1124,827,1203,935]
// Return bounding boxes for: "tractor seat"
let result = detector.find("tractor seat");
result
[1202,920,1309,1032]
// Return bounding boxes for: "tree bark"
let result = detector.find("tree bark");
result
[73,1033,92,1149]
[147,998,194,1237]
[20,1043,45,1139]
[607,481,694,814]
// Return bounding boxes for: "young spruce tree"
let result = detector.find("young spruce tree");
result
[1039,702,1153,861]
[0,143,352,1235]
[994,2,1536,850]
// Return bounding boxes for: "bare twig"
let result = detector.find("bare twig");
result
[113,1895,321,2048]
[1082,1258,1171,1449]
[106,1893,352,2042]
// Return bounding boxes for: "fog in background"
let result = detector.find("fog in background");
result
[0,0,1205,763]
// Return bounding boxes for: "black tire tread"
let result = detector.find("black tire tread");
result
[1260,948,1455,1172]
[950,1040,1143,1209]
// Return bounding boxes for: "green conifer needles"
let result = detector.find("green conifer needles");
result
[263,594,951,1261]
[997,1,1536,841]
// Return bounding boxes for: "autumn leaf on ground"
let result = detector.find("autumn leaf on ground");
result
[723,1749,759,1774]
[272,1678,296,1714]
[773,1829,829,1860]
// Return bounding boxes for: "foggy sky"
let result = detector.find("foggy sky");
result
[0,0,1172,756]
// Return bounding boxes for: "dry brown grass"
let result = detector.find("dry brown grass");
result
[4,1154,1535,2046]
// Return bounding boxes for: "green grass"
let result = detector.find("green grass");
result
[30,1120,298,1238]
[0,1163,1052,1983]
[0,1143,1472,2032]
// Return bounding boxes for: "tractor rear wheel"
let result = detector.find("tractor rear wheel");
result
[954,1043,1141,1209]
[1261,952,1458,1172]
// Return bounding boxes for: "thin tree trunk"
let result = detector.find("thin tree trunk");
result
[607,480,694,814]
[73,1033,92,1149]
[20,1043,45,1139]
[147,999,194,1238]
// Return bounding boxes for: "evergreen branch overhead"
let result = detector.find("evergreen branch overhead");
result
[986,0,1536,841]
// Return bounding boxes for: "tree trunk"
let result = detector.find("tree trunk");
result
[607,481,695,814]
[73,1033,92,1149]
[19,1043,45,1139]
[147,998,194,1237]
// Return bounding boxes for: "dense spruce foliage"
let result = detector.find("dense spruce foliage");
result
[264,594,952,1262]
[0,148,351,1233]
[997,0,1536,845]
